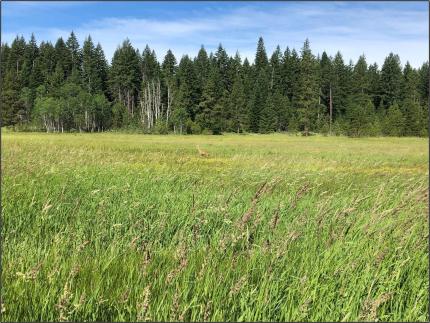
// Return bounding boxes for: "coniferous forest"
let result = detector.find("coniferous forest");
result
[1,33,429,136]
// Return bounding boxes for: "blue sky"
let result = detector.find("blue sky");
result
[2,1,428,68]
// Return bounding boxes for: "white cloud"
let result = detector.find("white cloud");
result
[2,3,428,68]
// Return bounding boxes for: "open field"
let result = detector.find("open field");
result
[1,132,429,321]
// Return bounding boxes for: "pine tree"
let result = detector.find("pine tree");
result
[24,34,39,72]
[0,43,11,84]
[403,98,424,136]
[95,44,109,94]
[319,51,332,109]
[48,62,65,95]
[177,55,198,120]
[295,39,319,134]
[259,92,277,133]
[250,37,270,132]
[54,38,69,74]
[8,36,26,77]
[82,36,98,93]
[0,32,427,136]
[229,71,248,133]
[368,63,381,109]
[383,103,405,136]
[241,57,254,129]
[380,53,403,108]
[196,69,217,131]
[65,31,82,75]
[1,69,22,125]
[194,46,210,100]
[331,52,350,117]
[141,45,160,82]
[417,62,429,106]
[38,41,56,83]
[269,45,283,92]
[162,50,177,125]
[352,55,369,95]
[345,93,376,137]
[214,44,231,94]
[109,39,141,117]
[172,82,191,134]
[282,47,300,102]
[401,61,419,102]
[279,93,291,132]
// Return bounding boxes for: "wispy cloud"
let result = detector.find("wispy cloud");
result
[1,2,428,67]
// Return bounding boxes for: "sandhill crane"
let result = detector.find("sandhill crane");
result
[196,145,209,157]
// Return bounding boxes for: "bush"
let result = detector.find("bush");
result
[201,128,212,135]
[185,120,202,134]
[153,120,168,134]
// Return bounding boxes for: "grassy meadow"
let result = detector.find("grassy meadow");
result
[1,132,429,321]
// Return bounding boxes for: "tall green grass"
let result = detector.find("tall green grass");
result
[2,133,428,321]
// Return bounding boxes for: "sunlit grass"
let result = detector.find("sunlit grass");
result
[2,132,428,321]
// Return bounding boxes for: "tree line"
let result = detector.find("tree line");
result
[1,32,428,136]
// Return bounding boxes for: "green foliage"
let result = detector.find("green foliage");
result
[403,99,424,136]
[0,34,427,136]
[259,92,277,133]
[383,103,405,136]
[153,118,169,134]
[250,37,270,132]
[295,39,319,133]
[111,101,127,128]
[345,93,376,137]
[229,72,248,133]
[380,53,403,108]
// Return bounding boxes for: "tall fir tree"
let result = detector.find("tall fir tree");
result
[380,53,403,108]
[109,39,141,118]
[295,39,319,134]
[250,37,270,132]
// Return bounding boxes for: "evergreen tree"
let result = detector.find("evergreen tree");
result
[65,31,81,75]
[352,55,369,95]
[383,102,405,136]
[0,43,11,84]
[259,92,277,133]
[417,62,429,106]
[282,47,300,102]
[295,39,319,134]
[177,55,199,120]
[319,51,333,110]
[1,70,22,125]
[250,37,270,132]
[401,61,419,102]
[241,58,254,131]
[269,45,283,92]
[141,45,160,82]
[368,63,381,109]
[82,36,98,93]
[54,38,69,74]
[162,49,177,125]
[331,52,350,117]
[48,62,65,95]
[214,44,231,94]
[8,36,26,77]
[38,41,56,83]
[194,46,210,99]
[380,53,403,108]
[109,39,141,117]
[403,98,424,136]
[196,69,217,131]
[172,82,191,134]
[345,93,376,137]
[229,71,248,132]
[0,32,427,136]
